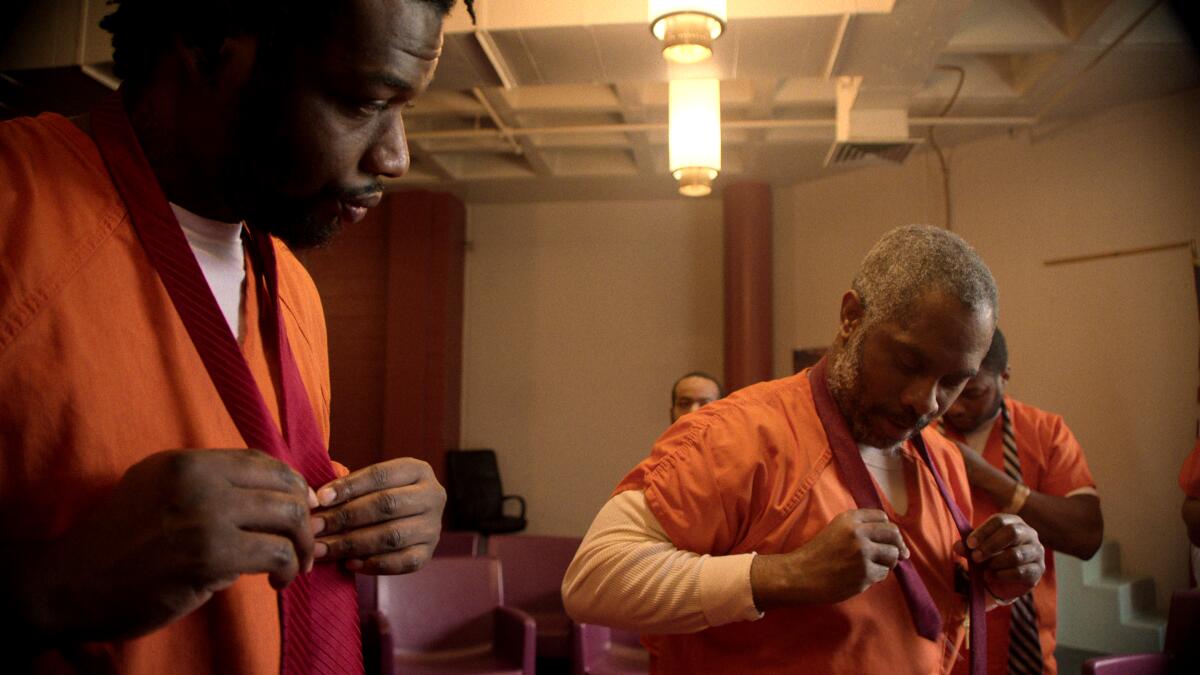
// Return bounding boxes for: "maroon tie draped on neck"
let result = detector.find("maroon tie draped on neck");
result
[90,92,362,675]
[809,357,985,675]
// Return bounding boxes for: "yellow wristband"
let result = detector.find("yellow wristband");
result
[1003,482,1031,514]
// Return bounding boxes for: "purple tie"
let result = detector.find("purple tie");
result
[90,92,362,675]
[809,358,985,675]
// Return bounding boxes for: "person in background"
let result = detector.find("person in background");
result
[563,225,1045,674]
[1180,439,1200,582]
[0,0,469,672]
[670,371,725,423]
[941,327,1102,675]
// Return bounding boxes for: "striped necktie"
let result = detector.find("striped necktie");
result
[90,92,363,675]
[942,403,1043,675]
[996,403,1044,675]
[810,358,987,675]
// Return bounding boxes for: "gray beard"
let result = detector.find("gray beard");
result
[826,328,927,450]
[826,329,883,447]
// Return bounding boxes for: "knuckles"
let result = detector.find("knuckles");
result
[368,464,390,492]
[328,506,353,532]
[376,491,401,517]
[381,528,407,551]
[376,552,426,575]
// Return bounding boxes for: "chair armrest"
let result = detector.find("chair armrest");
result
[1082,653,1170,675]
[495,605,537,675]
[573,622,611,675]
[501,494,527,519]
[363,609,396,675]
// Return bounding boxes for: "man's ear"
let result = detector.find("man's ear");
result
[1001,366,1011,383]
[838,290,866,340]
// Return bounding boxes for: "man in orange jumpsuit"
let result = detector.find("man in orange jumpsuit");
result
[564,225,1046,674]
[1181,440,1200,580]
[0,0,466,672]
[941,328,1102,675]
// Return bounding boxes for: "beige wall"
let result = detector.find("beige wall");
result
[461,199,724,537]
[774,88,1200,612]
[460,88,1200,614]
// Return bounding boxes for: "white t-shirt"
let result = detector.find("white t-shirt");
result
[170,203,246,338]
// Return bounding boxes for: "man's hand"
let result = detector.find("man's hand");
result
[951,440,991,486]
[311,458,446,575]
[16,449,316,644]
[958,513,1045,601]
[751,509,910,610]
[1182,497,1200,547]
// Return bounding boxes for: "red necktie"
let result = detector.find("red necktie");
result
[90,92,362,675]
[810,358,986,675]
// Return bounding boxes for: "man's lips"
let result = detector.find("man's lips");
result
[880,414,921,440]
[338,192,383,225]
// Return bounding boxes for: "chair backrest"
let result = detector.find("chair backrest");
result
[376,556,504,654]
[447,449,506,528]
[1164,588,1200,670]
[486,534,582,613]
[574,623,648,675]
[610,627,643,648]
[434,530,480,557]
[1163,588,1200,655]
[356,573,378,617]
[1081,653,1169,675]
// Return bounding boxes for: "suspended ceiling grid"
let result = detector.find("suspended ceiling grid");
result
[397,0,1199,202]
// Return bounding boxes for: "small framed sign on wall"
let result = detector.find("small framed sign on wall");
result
[792,347,828,374]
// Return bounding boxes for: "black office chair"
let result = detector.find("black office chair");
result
[446,449,527,535]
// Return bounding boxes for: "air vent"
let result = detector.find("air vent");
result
[824,139,921,166]
[825,76,919,167]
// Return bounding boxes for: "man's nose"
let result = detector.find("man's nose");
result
[363,107,411,179]
[902,378,939,419]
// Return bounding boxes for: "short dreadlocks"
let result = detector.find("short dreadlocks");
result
[100,0,473,88]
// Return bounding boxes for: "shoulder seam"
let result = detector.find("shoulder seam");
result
[0,205,127,357]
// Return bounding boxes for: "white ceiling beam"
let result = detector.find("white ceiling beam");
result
[446,0,896,34]
[822,14,853,79]
[613,84,658,175]
[474,88,559,176]
[1022,0,1168,116]
[744,79,780,148]
[407,115,1035,143]
[408,140,458,181]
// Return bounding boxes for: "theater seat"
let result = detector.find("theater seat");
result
[573,623,650,675]
[365,557,535,675]
[486,534,582,660]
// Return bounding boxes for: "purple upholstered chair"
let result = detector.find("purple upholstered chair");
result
[573,624,649,675]
[1082,589,1200,675]
[434,530,481,557]
[1082,654,1170,675]
[485,534,582,660]
[366,557,536,675]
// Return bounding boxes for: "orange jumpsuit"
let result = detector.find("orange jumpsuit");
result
[942,396,1097,675]
[1180,439,1200,497]
[0,113,331,673]
[615,371,973,674]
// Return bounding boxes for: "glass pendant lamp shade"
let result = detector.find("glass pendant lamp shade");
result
[668,78,721,197]
[649,0,727,64]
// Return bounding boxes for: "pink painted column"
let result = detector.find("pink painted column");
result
[722,182,774,392]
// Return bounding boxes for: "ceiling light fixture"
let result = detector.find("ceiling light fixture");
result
[649,0,727,64]
[669,78,721,197]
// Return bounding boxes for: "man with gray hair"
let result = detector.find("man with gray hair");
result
[563,225,1045,674]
